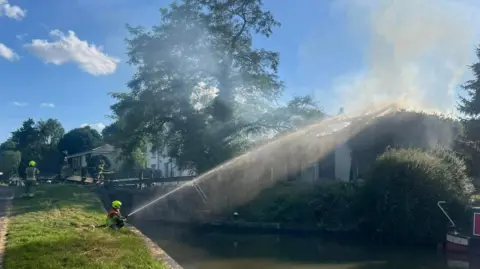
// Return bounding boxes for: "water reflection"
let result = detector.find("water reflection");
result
[135,221,459,269]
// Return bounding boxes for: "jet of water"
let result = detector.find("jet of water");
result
[128,104,398,219]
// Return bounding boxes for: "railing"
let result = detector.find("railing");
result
[64,174,195,189]
[106,176,195,187]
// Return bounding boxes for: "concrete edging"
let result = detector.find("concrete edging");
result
[94,187,183,269]
[126,224,183,269]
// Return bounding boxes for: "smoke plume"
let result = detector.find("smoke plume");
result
[333,0,480,115]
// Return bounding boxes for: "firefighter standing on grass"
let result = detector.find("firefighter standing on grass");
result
[24,161,40,197]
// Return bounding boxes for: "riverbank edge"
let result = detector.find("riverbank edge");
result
[145,218,363,237]
[94,187,183,269]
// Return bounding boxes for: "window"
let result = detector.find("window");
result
[151,152,156,159]
[151,164,156,169]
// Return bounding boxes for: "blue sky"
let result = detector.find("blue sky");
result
[0,0,479,142]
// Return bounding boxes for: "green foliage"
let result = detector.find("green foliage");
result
[458,46,480,177]
[118,147,148,174]
[309,181,361,231]
[239,182,317,223]
[0,150,21,179]
[238,181,359,231]
[458,47,480,117]
[106,0,325,173]
[58,126,103,155]
[6,118,66,175]
[107,0,285,173]
[254,95,325,133]
[0,140,16,151]
[37,119,65,147]
[360,148,473,245]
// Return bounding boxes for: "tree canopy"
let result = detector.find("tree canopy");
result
[107,0,324,173]
[0,118,66,176]
[458,47,480,178]
[58,126,103,156]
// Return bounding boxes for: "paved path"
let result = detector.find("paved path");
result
[0,187,14,269]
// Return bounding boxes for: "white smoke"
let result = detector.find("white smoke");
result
[332,0,480,115]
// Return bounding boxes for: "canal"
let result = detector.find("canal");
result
[135,221,464,269]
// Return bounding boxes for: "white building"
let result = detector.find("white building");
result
[67,144,122,172]
[146,143,194,178]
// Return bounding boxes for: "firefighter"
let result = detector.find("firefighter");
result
[106,200,126,229]
[24,161,40,197]
[97,159,105,184]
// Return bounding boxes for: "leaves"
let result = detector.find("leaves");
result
[58,126,103,156]
[458,46,480,177]
[0,150,21,179]
[0,118,66,176]
[105,0,326,174]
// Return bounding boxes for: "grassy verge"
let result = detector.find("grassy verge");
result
[4,184,167,269]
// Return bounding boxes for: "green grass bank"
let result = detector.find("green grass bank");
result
[4,184,167,269]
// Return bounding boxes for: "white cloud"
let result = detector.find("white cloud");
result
[0,0,26,20]
[0,43,18,61]
[326,0,480,115]
[40,103,55,108]
[12,102,27,107]
[80,123,106,133]
[24,30,120,76]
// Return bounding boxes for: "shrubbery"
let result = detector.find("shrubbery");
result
[238,148,474,246]
[360,148,473,245]
[237,180,360,231]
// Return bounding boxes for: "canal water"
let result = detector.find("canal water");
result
[135,221,466,269]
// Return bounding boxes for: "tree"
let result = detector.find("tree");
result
[10,119,42,176]
[58,126,103,156]
[124,0,282,121]
[0,150,21,180]
[109,0,286,173]
[7,118,67,175]
[0,140,16,151]
[37,119,65,147]
[255,95,325,133]
[458,46,480,177]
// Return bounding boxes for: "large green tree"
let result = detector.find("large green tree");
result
[109,0,285,173]
[458,46,480,178]
[7,118,66,175]
[58,126,103,156]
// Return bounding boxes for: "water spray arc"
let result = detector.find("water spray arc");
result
[128,104,398,220]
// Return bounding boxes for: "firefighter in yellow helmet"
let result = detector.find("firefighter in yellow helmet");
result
[106,200,126,229]
[24,161,40,197]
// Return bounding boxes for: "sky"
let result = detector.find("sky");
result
[1,0,480,142]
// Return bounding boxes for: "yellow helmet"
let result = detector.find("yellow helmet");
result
[112,200,122,209]
[29,161,36,167]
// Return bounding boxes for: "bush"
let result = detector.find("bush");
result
[237,180,361,231]
[238,181,317,223]
[361,148,473,245]
[309,181,361,231]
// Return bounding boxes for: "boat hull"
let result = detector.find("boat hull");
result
[446,233,470,253]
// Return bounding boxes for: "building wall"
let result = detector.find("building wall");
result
[334,142,352,182]
[146,143,193,177]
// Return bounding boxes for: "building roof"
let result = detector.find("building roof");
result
[65,144,116,159]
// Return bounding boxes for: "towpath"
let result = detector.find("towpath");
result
[0,187,14,269]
